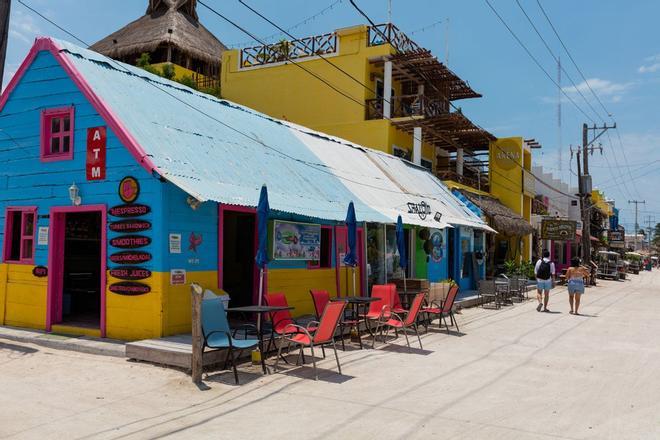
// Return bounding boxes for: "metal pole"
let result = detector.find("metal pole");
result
[0,0,11,91]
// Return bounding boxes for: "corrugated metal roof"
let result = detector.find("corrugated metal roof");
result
[55,39,491,230]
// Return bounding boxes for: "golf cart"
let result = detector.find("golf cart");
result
[597,251,620,280]
[625,252,642,274]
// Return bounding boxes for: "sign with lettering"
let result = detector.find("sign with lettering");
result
[109,204,150,218]
[492,138,522,171]
[608,230,625,248]
[32,266,48,277]
[272,220,321,260]
[541,219,577,241]
[86,126,106,181]
[170,269,186,285]
[118,176,140,203]
[110,235,151,249]
[169,233,182,254]
[407,201,431,221]
[109,266,151,281]
[37,226,49,245]
[109,250,152,265]
[109,282,151,296]
[109,220,151,233]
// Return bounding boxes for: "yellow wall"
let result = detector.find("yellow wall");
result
[161,271,217,337]
[221,25,436,159]
[0,263,6,325]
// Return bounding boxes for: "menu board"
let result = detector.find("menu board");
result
[272,220,321,261]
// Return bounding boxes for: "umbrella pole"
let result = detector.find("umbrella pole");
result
[352,266,357,296]
[256,268,264,353]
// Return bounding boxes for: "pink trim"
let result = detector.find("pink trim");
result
[334,226,347,296]
[0,38,159,177]
[40,106,75,162]
[46,204,107,337]
[2,206,37,264]
[357,227,365,295]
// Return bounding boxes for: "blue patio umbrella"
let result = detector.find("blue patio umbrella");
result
[396,215,408,292]
[255,185,270,342]
[343,201,358,295]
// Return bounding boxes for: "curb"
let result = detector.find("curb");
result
[0,326,126,358]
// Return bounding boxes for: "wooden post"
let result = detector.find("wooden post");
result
[191,283,203,384]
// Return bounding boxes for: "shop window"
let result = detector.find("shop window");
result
[41,107,74,161]
[3,207,37,264]
[309,226,332,269]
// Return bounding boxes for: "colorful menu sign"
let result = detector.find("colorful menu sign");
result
[272,220,321,261]
[109,220,151,233]
[109,266,151,281]
[118,176,140,203]
[110,235,151,249]
[109,204,150,218]
[109,282,151,296]
[109,251,152,265]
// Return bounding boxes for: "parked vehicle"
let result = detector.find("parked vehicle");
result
[626,252,642,274]
[597,251,620,280]
[618,260,628,280]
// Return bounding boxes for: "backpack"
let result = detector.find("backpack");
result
[537,260,552,280]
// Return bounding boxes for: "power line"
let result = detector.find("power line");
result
[514,0,605,123]
[482,0,596,124]
[536,0,613,119]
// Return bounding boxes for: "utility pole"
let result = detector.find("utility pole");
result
[580,122,616,263]
[628,200,645,251]
[0,0,11,91]
[644,215,655,250]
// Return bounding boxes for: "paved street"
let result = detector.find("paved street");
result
[2,271,660,440]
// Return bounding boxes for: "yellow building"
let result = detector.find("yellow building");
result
[221,23,492,172]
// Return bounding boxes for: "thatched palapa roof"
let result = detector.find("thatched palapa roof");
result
[458,190,534,237]
[90,0,226,65]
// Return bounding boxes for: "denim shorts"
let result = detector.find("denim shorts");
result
[567,278,585,294]
[536,278,553,290]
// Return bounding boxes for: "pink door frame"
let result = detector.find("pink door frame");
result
[46,205,107,336]
[218,205,261,304]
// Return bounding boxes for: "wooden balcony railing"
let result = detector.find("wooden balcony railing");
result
[240,32,338,68]
[368,23,420,53]
[365,94,449,120]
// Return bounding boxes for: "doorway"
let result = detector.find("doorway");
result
[47,206,106,335]
[220,208,256,307]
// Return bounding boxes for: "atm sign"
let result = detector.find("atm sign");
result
[86,126,106,181]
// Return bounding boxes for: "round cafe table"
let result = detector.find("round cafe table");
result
[330,296,379,349]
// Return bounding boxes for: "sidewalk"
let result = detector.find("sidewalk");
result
[0,325,125,357]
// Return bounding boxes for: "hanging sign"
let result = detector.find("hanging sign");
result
[109,220,151,233]
[32,266,48,277]
[272,220,321,260]
[37,226,49,245]
[109,266,151,281]
[541,219,577,241]
[109,282,151,296]
[109,250,152,265]
[118,176,140,203]
[86,126,107,181]
[608,230,625,248]
[109,204,150,218]
[110,235,151,249]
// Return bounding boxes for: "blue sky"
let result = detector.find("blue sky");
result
[3,0,659,232]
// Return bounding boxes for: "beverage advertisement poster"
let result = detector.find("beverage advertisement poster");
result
[272,220,321,260]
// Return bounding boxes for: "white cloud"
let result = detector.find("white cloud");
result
[8,9,41,45]
[638,54,660,73]
[546,78,634,105]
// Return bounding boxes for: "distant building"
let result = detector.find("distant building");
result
[90,0,226,89]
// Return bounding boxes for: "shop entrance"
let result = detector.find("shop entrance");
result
[220,208,256,307]
[47,206,106,335]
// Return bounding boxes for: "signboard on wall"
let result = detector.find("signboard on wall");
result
[608,230,625,248]
[86,127,106,181]
[272,220,321,260]
[541,219,577,241]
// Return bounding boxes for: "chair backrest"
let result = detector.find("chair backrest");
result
[442,285,460,313]
[368,284,392,316]
[314,301,347,344]
[264,292,294,332]
[404,293,425,326]
[478,280,495,294]
[309,289,330,319]
[388,283,403,310]
[201,297,230,339]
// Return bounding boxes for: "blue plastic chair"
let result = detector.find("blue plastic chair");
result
[201,297,259,384]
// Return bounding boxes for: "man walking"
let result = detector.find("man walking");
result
[535,250,555,312]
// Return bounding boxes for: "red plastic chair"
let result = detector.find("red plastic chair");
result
[274,300,347,380]
[382,293,426,351]
[361,284,393,348]
[388,283,407,314]
[422,284,460,333]
[264,292,316,354]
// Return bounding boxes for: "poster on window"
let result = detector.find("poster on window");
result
[272,220,321,260]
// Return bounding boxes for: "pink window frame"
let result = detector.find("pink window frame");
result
[308,226,333,269]
[40,106,75,162]
[2,206,37,264]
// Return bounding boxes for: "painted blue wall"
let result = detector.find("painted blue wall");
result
[0,50,164,271]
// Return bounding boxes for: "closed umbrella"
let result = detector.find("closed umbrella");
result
[343,201,358,296]
[396,215,408,293]
[255,185,270,338]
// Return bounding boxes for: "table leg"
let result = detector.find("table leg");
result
[258,316,268,375]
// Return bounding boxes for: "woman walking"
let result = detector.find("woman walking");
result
[566,258,590,315]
